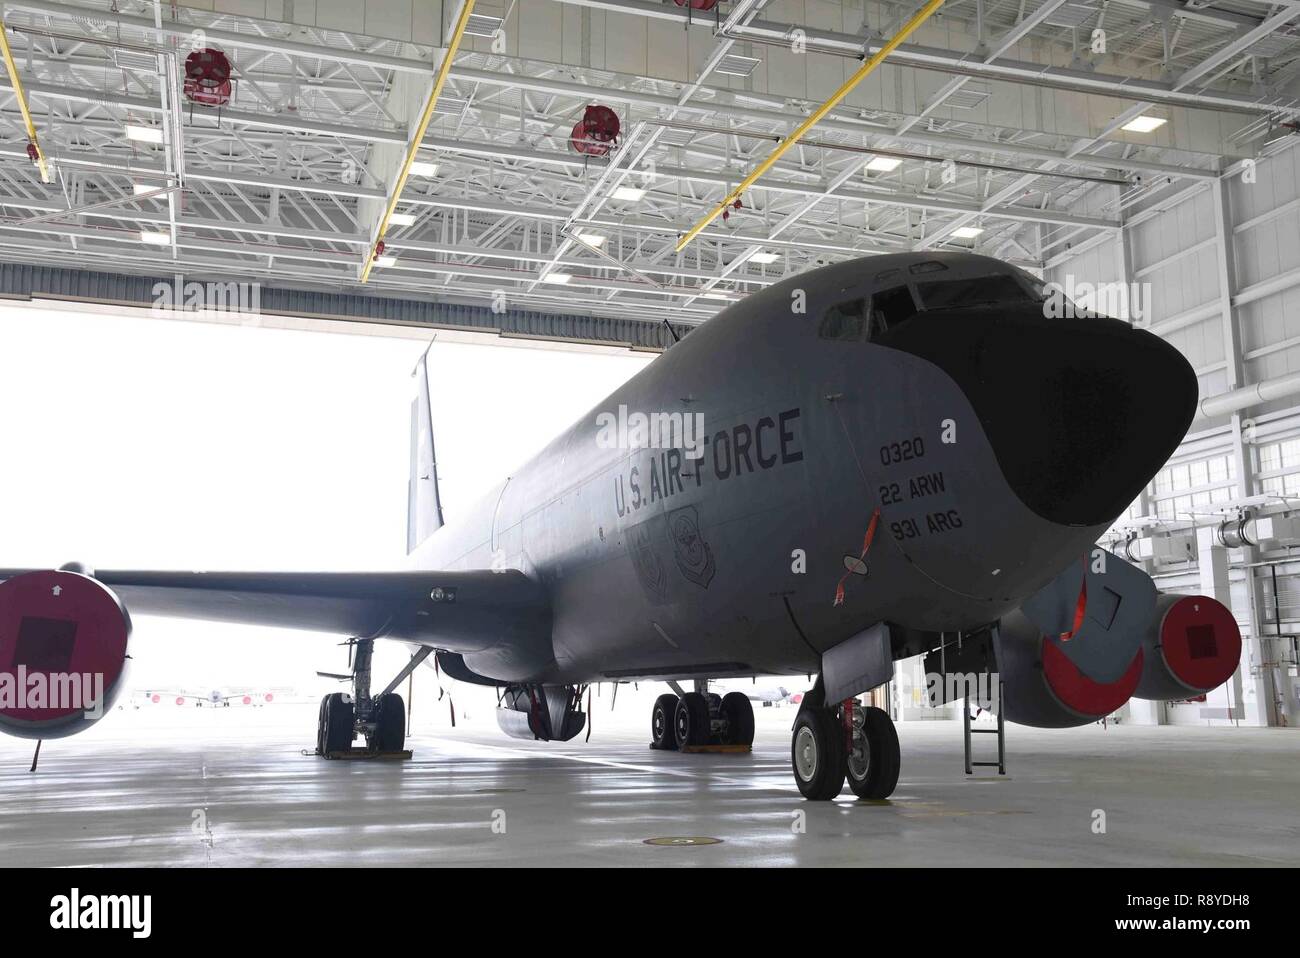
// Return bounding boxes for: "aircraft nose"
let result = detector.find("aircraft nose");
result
[880,304,1197,527]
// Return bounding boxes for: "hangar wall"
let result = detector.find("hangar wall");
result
[1048,137,1300,729]
[0,262,682,351]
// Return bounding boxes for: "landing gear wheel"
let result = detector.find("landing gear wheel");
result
[316,695,330,755]
[791,709,846,800]
[847,705,900,800]
[372,693,405,752]
[321,692,354,756]
[651,693,679,750]
[720,691,755,746]
[674,691,711,748]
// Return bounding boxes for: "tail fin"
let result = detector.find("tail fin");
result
[407,349,444,553]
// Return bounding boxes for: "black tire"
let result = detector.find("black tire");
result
[674,691,711,748]
[373,693,406,752]
[847,706,901,800]
[651,693,679,750]
[720,691,755,746]
[322,692,355,756]
[316,694,330,755]
[791,708,846,800]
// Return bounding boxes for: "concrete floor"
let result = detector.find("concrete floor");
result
[1,697,1296,867]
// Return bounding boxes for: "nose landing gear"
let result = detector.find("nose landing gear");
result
[845,698,900,800]
[791,679,899,800]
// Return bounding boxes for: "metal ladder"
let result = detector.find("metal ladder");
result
[963,679,1006,775]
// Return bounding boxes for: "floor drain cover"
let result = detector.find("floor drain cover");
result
[643,836,723,846]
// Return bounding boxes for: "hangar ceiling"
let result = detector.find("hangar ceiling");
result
[1,0,1300,341]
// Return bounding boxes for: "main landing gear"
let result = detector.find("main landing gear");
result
[315,639,429,758]
[791,678,900,801]
[650,681,755,751]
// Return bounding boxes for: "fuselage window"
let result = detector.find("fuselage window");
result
[818,298,868,341]
[915,274,1036,311]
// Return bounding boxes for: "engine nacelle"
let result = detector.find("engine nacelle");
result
[996,610,1143,728]
[496,685,586,742]
[1133,593,1241,701]
[0,569,131,739]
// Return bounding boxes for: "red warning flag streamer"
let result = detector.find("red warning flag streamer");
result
[1058,558,1089,642]
[834,506,882,607]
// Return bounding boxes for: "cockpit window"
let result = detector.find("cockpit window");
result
[914,274,1036,310]
[819,287,923,342]
[871,286,919,329]
[818,298,868,341]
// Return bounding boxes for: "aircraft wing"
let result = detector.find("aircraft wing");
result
[0,568,548,648]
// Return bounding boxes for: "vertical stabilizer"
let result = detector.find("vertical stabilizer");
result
[407,349,444,552]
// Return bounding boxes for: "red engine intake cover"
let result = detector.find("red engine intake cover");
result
[1159,595,1242,693]
[1042,639,1143,719]
[0,570,131,739]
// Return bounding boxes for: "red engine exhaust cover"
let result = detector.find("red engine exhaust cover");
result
[0,570,131,739]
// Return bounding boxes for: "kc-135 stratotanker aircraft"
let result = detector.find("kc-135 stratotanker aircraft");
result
[0,251,1243,800]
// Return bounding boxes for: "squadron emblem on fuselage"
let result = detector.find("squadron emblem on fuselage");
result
[668,505,715,589]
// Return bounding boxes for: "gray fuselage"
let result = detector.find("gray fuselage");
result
[406,252,1191,685]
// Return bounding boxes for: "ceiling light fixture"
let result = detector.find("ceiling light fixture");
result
[125,124,164,144]
[1121,115,1167,133]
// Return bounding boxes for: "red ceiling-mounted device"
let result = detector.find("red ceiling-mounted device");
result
[183,47,233,108]
[673,0,720,26]
[569,104,621,157]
